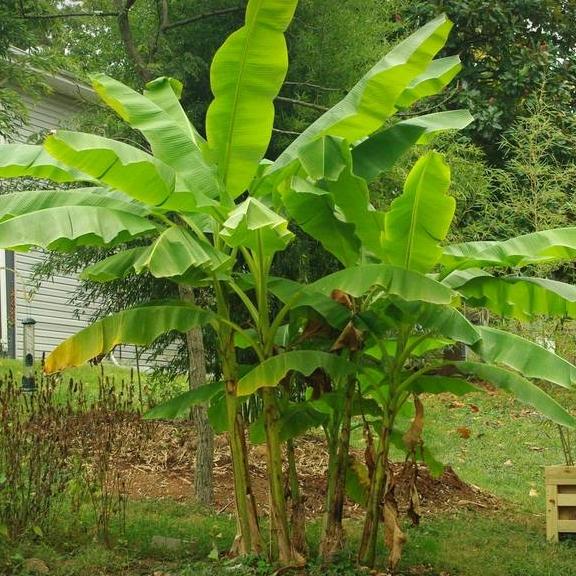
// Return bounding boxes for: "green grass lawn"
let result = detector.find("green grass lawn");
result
[2,373,576,575]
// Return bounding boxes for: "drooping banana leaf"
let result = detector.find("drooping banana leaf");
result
[281,176,360,266]
[220,197,294,257]
[91,74,220,205]
[237,351,353,396]
[134,225,232,278]
[144,76,207,149]
[410,375,477,395]
[352,109,473,181]
[383,151,454,273]
[44,301,215,373]
[309,264,456,305]
[144,381,224,420]
[452,361,576,428]
[442,227,576,271]
[393,300,481,345]
[297,137,386,260]
[271,14,453,172]
[0,144,89,182]
[0,206,156,251]
[81,247,148,282]
[0,188,149,221]
[44,131,175,206]
[453,273,576,320]
[472,326,576,389]
[206,0,299,198]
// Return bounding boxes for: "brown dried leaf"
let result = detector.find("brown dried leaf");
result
[403,396,424,453]
[331,289,354,310]
[384,489,407,570]
[456,427,471,439]
[331,322,363,352]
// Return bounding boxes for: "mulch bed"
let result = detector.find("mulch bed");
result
[104,417,498,517]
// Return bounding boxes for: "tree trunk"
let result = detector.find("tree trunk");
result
[179,285,214,508]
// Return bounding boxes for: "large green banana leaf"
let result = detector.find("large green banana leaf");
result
[397,301,481,345]
[0,144,89,182]
[352,110,473,181]
[143,76,207,149]
[411,375,477,395]
[134,226,232,278]
[298,137,386,260]
[383,152,454,273]
[144,381,224,420]
[271,14,453,172]
[91,74,219,204]
[0,188,149,220]
[309,264,455,304]
[453,273,576,320]
[81,248,147,282]
[395,56,462,108]
[442,227,576,271]
[237,350,353,396]
[44,302,215,373]
[220,197,293,257]
[44,131,175,206]
[206,0,298,198]
[472,326,576,389]
[0,206,155,251]
[452,361,576,428]
[281,177,360,266]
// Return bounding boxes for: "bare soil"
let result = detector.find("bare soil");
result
[108,418,498,517]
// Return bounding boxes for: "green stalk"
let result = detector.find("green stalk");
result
[215,281,262,556]
[262,388,296,564]
[320,374,356,563]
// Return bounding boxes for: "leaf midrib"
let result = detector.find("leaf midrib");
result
[220,0,265,187]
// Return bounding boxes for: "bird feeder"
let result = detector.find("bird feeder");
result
[21,318,36,392]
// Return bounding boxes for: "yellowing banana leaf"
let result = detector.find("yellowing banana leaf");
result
[206,0,299,198]
[44,302,215,373]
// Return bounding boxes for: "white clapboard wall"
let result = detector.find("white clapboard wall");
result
[5,80,177,367]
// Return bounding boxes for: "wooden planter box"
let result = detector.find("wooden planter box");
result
[546,465,576,542]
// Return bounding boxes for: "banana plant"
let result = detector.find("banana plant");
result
[0,2,509,568]
[266,126,576,568]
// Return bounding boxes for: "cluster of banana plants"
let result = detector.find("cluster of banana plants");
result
[1,0,576,570]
